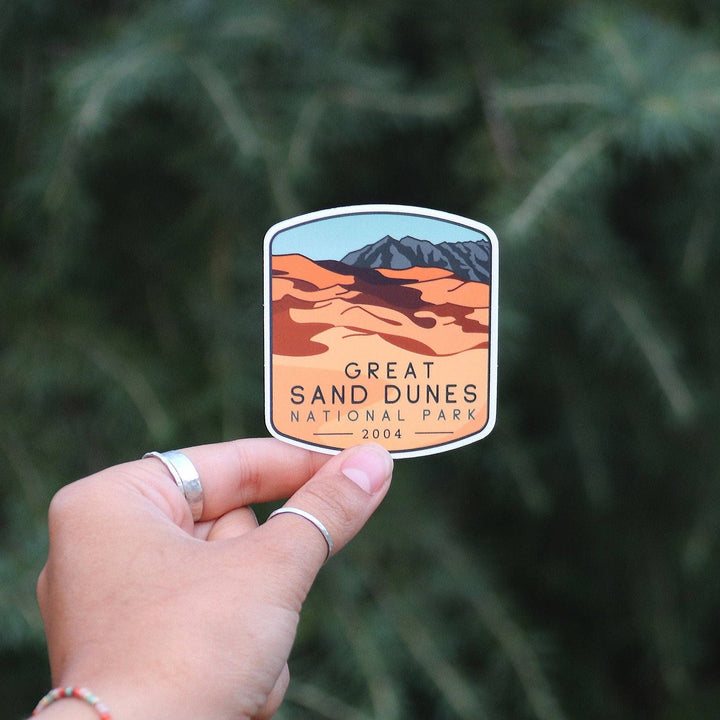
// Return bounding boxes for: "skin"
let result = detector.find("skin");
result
[34,439,393,720]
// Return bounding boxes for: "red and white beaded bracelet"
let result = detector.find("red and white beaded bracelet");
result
[32,687,111,719]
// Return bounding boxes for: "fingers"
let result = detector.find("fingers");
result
[258,443,393,580]
[141,438,330,522]
[120,439,391,561]
[196,506,259,542]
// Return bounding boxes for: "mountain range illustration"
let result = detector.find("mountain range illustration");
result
[340,234,491,282]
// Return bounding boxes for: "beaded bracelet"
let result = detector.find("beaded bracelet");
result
[32,686,111,719]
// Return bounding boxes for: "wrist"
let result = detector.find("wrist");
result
[30,685,137,720]
[32,678,217,720]
[30,699,100,720]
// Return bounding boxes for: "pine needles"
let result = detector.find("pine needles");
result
[2,1,720,718]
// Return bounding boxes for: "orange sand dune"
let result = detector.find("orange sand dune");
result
[273,254,354,289]
[377,266,455,281]
[414,276,489,307]
[273,277,352,304]
[286,297,486,356]
[271,253,490,358]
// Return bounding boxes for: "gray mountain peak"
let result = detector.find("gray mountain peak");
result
[341,235,490,282]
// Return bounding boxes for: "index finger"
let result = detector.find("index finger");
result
[174,438,331,520]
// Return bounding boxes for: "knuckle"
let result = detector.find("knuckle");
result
[46,476,106,536]
[302,480,356,534]
[231,442,263,504]
[47,482,84,524]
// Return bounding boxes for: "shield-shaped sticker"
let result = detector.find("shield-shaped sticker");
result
[264,204,498,458]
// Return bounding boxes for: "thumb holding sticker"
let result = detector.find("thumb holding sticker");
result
[262,442,393,573]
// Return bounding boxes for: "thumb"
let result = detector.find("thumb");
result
[258,443,393,583]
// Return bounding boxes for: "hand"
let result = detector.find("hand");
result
[35,439,393,720]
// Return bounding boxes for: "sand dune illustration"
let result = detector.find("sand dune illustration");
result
[271,253,489,358]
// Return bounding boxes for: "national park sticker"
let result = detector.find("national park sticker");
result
[263,205,498,458]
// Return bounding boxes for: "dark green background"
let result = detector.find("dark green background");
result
[3,1,720,718]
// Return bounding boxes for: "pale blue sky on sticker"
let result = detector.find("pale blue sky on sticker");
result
[268,209,491,260]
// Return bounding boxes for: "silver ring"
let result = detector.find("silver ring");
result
[143,450,204,521]
[267,507,333,563]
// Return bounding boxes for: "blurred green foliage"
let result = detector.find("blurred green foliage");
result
[3,0,720,718]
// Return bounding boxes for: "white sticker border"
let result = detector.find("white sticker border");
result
[263,204,499,459]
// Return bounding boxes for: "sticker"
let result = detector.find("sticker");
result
[264,204,498,458]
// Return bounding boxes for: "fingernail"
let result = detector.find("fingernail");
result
[341,444,393,495]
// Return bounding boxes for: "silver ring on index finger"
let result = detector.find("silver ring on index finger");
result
[143,450,204,521]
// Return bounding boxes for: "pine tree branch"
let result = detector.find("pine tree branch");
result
[63,332,174,443]
[186,55,262,158]
[334,87,463,118]
[470,57,518,176]
[376,589,490,720]
[263,146,303,217]
[496,433,552,514]
[71,47,161,136]
[431,535,568,720]
[554,356,612,508]
[287,93,326,176]
[337,605,403,720]
[283,681,374,720]
[496,83,608,109]
[188,54,302,215]
[687,90,720,110]
[0,419,47,511]
[605,288,695,421]
[681,201,717,284]
[595,16,643,90]
[505,123,613,238]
